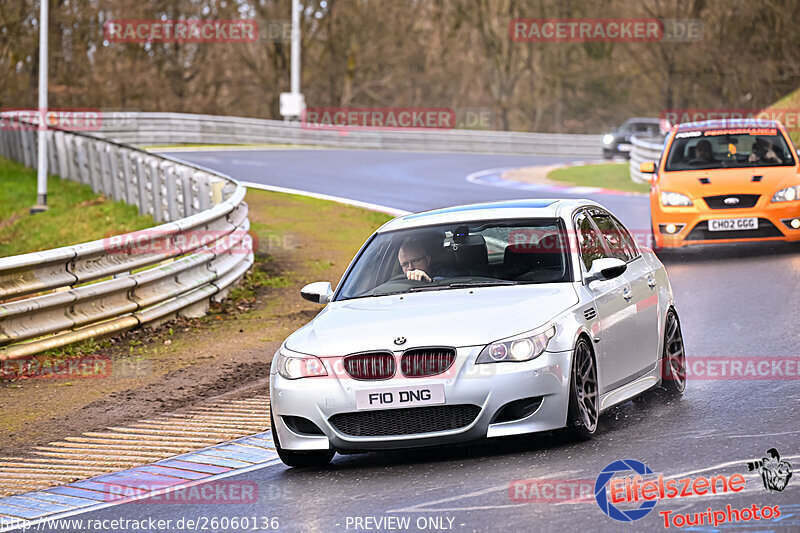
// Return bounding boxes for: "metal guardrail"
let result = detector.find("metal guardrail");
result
[629,134,666,184]
[96,112,602,157]
[0,121,253,360]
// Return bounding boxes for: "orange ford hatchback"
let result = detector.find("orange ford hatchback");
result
[642,119,800,248]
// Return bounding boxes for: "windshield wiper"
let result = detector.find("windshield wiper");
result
[445,280,518,288]
[406,285,452,292]
[392,280,520,294]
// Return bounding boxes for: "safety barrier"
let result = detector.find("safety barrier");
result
[629,134,666,184]
[0,120,253,360]
[96,112,602,157]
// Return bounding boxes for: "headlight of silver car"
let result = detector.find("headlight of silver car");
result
[274,348,327,379]
[661,191,693,207]
[476,326,556,364]
[771,185,800,202]
[602,134,615,145]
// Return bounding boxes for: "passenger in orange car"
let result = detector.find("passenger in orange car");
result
[749,137,781,164]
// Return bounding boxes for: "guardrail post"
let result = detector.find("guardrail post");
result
[71,136,87,184]
[211,179,224,205]
[108,146,122,201]
[195,172,211,211]
[0,132,9,159]
[163,163,179,221]
[119,148,135,206]
[46,130,57,176]
[149,157,165,222]
[87,140,101,192]
[99,144,113,197]
[178,167,192,216]
[54,130,70,179]
[20,129,32,167]
[134,155,149,216]
[14,131,24,163]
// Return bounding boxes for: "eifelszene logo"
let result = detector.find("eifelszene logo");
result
[747,448,793,493]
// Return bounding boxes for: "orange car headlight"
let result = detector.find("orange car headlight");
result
[661,191,693,207]
[772,185,800,203]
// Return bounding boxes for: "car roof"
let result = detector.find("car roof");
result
[676,118,782,131]
[378,199,602,232]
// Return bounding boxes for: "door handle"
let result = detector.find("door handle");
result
[647,276,657,289]
[622,288,632,301]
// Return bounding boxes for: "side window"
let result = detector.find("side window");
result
[610,215,639,260]
[575,211,607,271]
[590,211,635,262]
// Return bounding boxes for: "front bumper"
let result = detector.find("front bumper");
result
[269,347,572,452]
[651,199,800,248]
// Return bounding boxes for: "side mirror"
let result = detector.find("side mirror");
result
[300,281,333,304]
[639,161,656,174]
[586,258,627,283]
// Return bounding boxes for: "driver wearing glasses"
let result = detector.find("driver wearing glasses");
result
[398,239,458,282]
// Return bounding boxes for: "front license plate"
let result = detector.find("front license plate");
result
[708,218,758,231]
[618,143,633,152]
[356,384,445,410]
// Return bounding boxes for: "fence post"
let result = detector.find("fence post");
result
[195,172,211,211]
[179,167,193,216]
[108,146,122,201]
[98,144,113,197]
[149,157,164,222]
[163,163,179,221]
[134,155,149,216]
[87,141,101,192]
[119,148,135,206]
[55,131,70,179]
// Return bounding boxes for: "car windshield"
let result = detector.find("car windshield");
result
[622,121,660,134]
[665,128,795,171]
[336,218,571,301]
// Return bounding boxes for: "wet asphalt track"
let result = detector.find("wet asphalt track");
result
[67,149,800,532]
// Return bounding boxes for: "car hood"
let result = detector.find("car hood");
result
[284,284,579,356]
[660,165,800,198]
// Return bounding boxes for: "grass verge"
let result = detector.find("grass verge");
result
[547,163,650,193]
[0,157,154,257]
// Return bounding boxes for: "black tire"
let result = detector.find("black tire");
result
[565,337,599,441]
[271,412,335,468]
[660,309,686,395]
[602,149,614,160]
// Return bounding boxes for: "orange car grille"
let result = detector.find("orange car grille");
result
[703,194,760,209]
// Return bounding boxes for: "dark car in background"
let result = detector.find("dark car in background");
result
[602,117,663,159]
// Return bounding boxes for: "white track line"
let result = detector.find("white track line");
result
[241,181,411,216]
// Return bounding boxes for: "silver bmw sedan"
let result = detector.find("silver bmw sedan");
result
[269,199,686,467]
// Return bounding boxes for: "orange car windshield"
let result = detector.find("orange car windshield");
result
[664,130,796,171]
